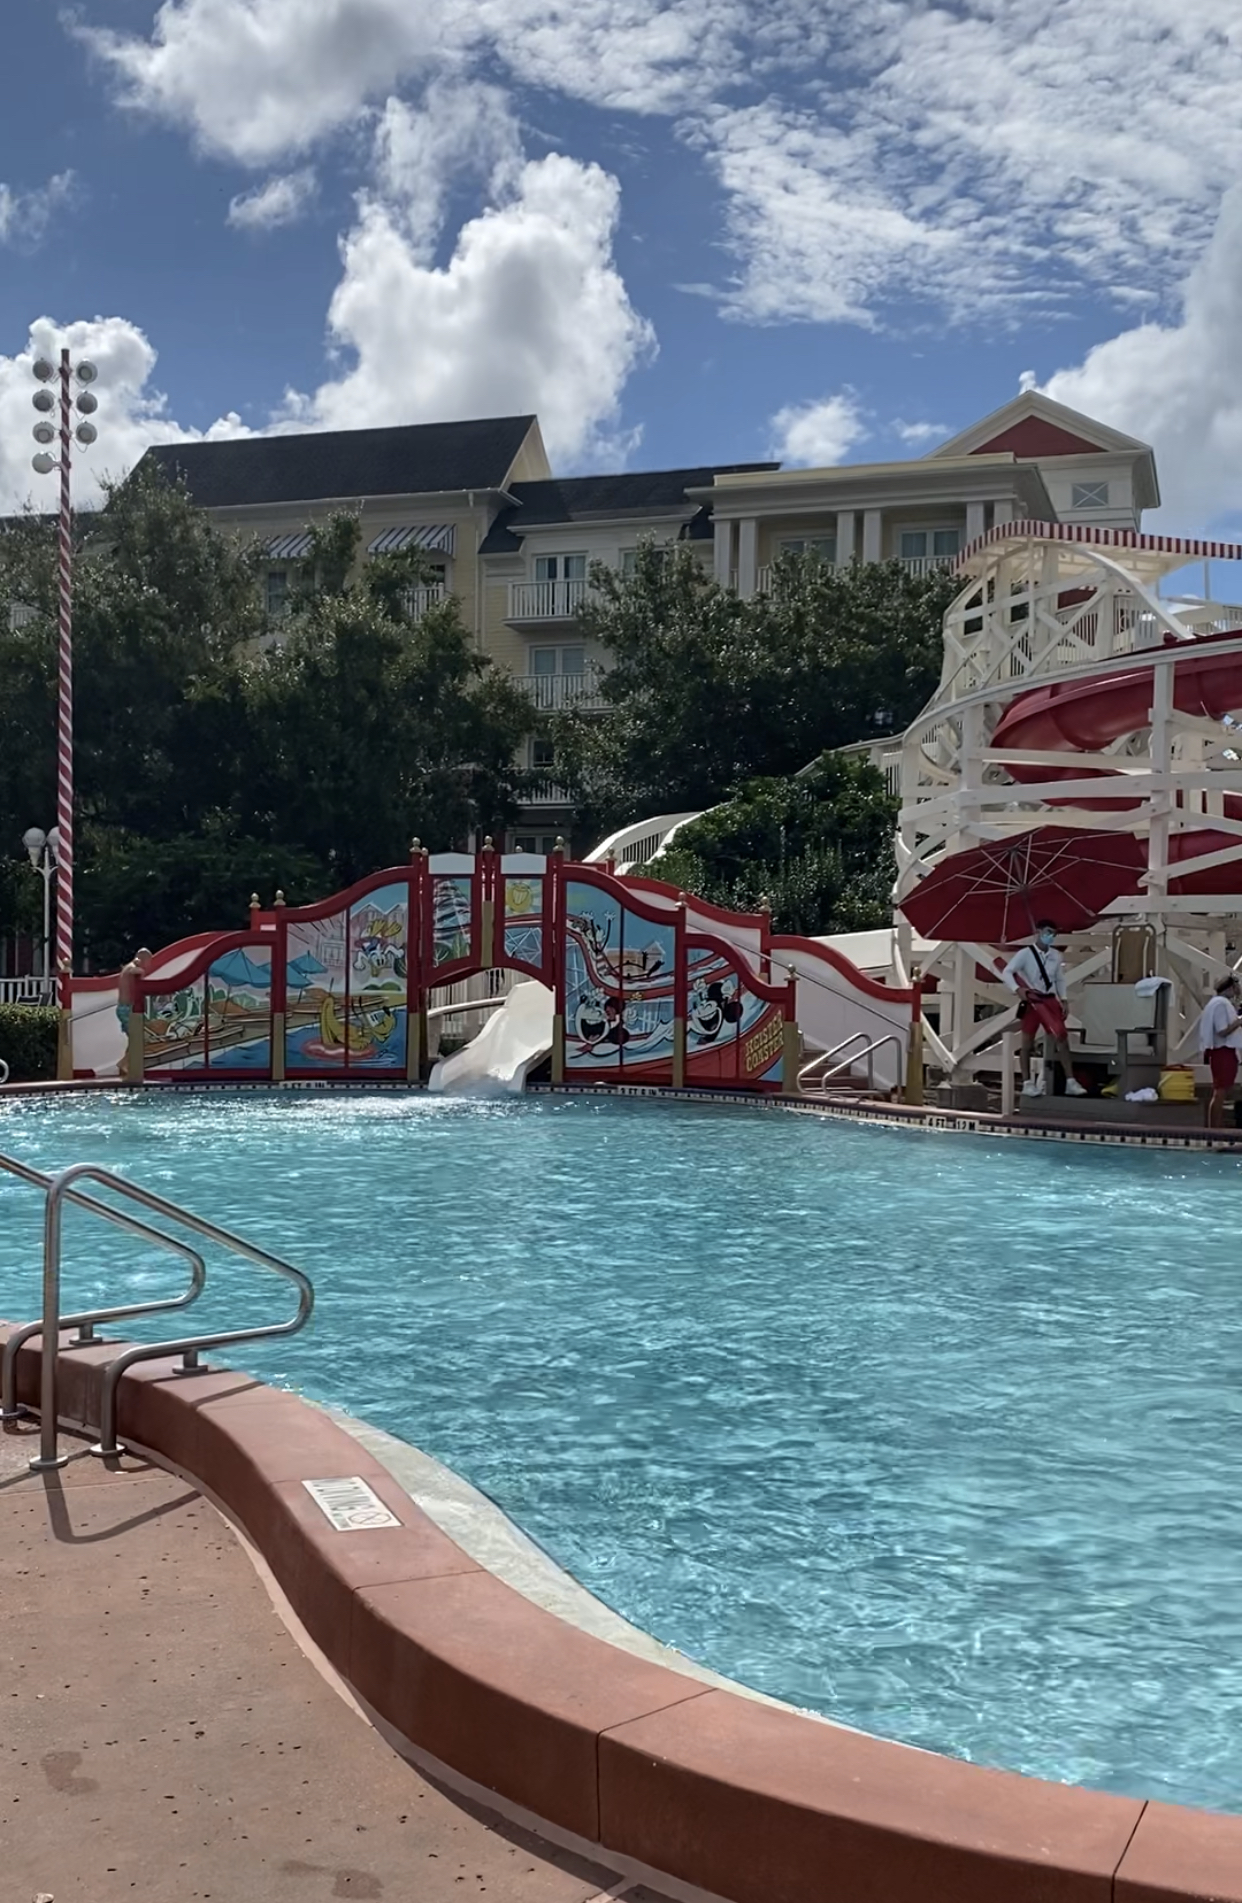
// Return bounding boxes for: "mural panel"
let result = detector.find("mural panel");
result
[563,879,677,1077]
[346,884,408,1072]
[143,976,208,1073]
[501,863,546,976]
[285,906,349,1072]
[431,875,474,970]
[206,944,273,1071]
[684,942,785,1089]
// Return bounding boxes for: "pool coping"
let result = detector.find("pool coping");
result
[6,1069,1242,1153]
[5,1328,1242,1903]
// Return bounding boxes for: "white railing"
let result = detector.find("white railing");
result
[833,738,902,797]
[0,977,50,1006]
[8,601,39,630]
[753,554,952,595]
[584,811,704,868]
[516,670,607,712]
[429,968,520,1041]
[508,579,590,621]
[405,583,447,620]
[519,780,572,806]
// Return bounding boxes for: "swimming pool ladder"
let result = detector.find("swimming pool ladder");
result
[0,1152,314,1473]
[799,1032,904,1094]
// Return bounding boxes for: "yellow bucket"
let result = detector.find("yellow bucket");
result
[1158,1067,1196,1103]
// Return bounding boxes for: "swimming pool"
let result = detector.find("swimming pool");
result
[2,1088,1240,1813]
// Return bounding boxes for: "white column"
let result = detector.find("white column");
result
[714,518,734,587]
[966,502,986,545]
[836,510,856,564]
[862,509,883,563]
[993,498,1015,527]
[737,518,758,598]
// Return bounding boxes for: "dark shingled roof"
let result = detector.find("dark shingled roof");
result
[133,416,541,510]
[478,464,779,554]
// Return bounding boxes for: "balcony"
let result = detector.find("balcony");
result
[515,670,608,713]
[753,554,955,593]
[518,779,573,808]
[507,579,590,623]
[406,582,447,620]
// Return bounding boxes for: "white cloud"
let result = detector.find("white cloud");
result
[895,420,950,447]
[0,172,75,248]
[227,167,317,231]
[74,0,1242,335]
[0,318,251,514]
[296,153,655,467]
[1042,184,1242,532]
[374,82,522,259]
[768,392,867,468]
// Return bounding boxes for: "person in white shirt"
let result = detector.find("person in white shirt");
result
[1000,920,1086,1099]
[1198,972,1242,1128]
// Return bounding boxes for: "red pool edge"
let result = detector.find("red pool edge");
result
[5,1331,1241,1902]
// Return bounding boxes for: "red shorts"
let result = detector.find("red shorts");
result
[1208,1047,1238,1090]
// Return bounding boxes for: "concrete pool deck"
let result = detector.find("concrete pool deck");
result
[6,1333,1242,1903]
[0,1417,676,1903]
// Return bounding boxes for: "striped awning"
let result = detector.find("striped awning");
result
[959,521,1242,568]
[368,524,456,556]
[265,532,315,560]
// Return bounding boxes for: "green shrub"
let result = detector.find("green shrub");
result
[0,1005,59,1082]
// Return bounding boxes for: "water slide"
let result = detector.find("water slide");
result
[985,627,1242,898]
[68,932,251,1077]
[429,981,554,1096]
[991,630,1242,814]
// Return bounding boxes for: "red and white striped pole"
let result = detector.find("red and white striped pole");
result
[54,347,74,979]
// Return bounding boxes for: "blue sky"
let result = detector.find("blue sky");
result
[3,0,1242,550]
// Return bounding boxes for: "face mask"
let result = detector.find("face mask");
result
[1038,932,1055,948]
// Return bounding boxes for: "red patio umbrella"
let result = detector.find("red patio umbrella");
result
[898,827,1144,944]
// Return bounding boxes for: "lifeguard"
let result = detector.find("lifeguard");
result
[1001,921,1086,1100]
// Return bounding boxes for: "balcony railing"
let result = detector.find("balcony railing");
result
[508,579,590,621]
[518,780,573,808]
[405,583,447,620]
[515,670,607,712]
[754,554,955,594]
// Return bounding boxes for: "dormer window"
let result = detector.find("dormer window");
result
[1071,482,1109,509]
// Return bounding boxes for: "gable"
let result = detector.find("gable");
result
[971,418,1112,459]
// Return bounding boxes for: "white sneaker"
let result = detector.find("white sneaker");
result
[1065,1079,1087,1097]
[1021,1079,1043,1097]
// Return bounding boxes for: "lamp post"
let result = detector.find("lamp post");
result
[21,825,59,997]
[30,348,100,996]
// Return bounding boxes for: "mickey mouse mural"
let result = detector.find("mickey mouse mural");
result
[688,975,743,1043]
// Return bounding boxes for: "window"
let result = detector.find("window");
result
[1071,482,1110,510]
[513,834,562,854]
[620,545,668,577]
[899,529,960,560]
[534,553,586,582]
[531,737,557,771]
[779,536,836,565]
[531,646,586,678]
[266,569,289,616]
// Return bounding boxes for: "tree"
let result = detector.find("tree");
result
[554,542,955,837]
[0,480,538,962]
[656,751,897,939]
[237,515,537,881]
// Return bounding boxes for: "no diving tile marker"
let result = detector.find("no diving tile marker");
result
[303,1476,401,1531]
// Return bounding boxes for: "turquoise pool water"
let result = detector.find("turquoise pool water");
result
[2,1089,1241,1812]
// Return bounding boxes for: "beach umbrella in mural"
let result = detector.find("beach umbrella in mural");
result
[286,952,328,1001]
[210,948,272,1013]
[898,827,1145,944]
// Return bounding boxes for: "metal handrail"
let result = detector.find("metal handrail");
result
[0,1151,207,1425]
[798,1029,872,1085]
[805,1034,906,1094]
[28,1163,314,1471]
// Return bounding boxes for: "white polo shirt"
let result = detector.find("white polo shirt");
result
[1199,994,1242,1053]
[1001,943,1068,1000]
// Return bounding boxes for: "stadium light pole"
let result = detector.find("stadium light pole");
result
[30,349,99,1002]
